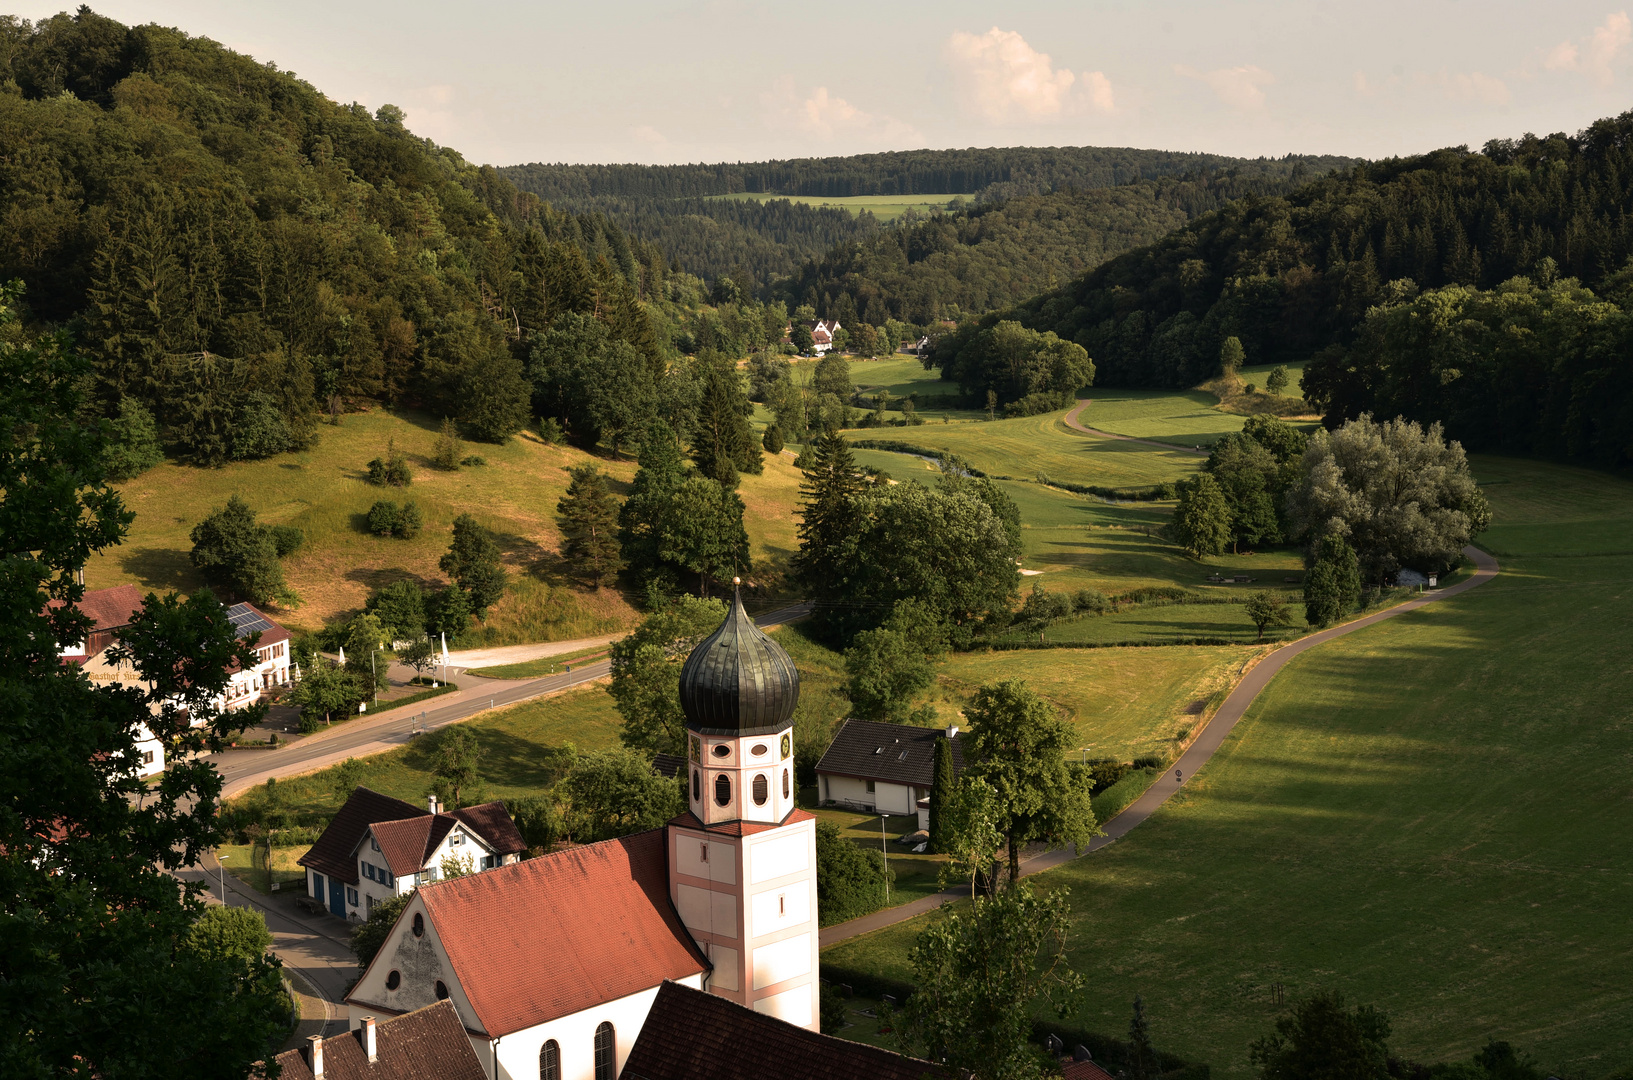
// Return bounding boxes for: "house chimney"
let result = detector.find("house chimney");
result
[360,1016,378,1063]
[945,724,959,739]
[307,1034,324,1078]
[427,794,439,815]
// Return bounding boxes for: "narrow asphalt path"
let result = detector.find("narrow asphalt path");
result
[1063,400,1211,456]
[214,602,811,798]
[819,546,1500,946]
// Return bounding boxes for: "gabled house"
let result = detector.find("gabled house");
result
[805,319,841,356]
[299,787,526,920]
[53,583,144,663]
[220,602,292,711]
[815,719,966,830]
[275,999,487,1080]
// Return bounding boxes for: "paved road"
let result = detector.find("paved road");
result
[819,546,1500,946]
[1063,400,1211,456]
[214,601,811,798]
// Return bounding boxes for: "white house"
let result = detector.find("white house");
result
[815,718,965,831]
[219,602,292,711]
[300,788,526,921]
[806,319,841,356]
[342,586,823,1080]
[81,647,167,778]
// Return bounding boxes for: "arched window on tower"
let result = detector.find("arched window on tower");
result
[752,773,768,805]
[714,773,732,807]
[692,770,700,801]
[593,1022,616,1080]
[783,768,790,799]
[540,1040,560,1080]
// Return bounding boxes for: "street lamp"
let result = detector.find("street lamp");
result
[218,854,229,904]
[878,813,890,905]
[1079,746,1092,764]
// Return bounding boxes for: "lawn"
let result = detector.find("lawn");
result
[706,192,960,222]
[1001,601,1304,647]
[822,455,1633,1078]
[1073,388,1254,449]
[933,646,1249,763]
[217,842,308,895]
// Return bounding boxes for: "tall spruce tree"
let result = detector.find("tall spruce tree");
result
[439,514,507,619]
[557,465,623,587]
[619,422,690,596]
[792,431,865,612]
[930,734,956,855]
[690,350,760,487]
[1128,995,1157,1080]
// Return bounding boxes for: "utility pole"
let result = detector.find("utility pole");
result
[218,854,229,905]
[879,813,890,904]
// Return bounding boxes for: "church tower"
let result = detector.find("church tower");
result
[666,582,820,1030]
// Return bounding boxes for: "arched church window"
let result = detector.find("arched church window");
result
[692,770,700,801]
[714,773,732,807]
[434,980,449,1000]
[782,768,790,799]
[540,1040,560,1080]
[412,913,424,937]
[385,970,401,991]
[752,774,768,805]
[593,1023,616,1080]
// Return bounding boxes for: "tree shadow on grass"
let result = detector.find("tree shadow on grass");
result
[117,547,201,592]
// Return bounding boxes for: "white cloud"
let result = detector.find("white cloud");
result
[632,125,668,151]
[1176,64,1275,110]
[1545,12,1632,86]
[1440,70,1511,105]
[759,77,923,146]
[945,27,1114,122]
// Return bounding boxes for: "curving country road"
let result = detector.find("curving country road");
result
[820,545,1500,945]
[1063,399,1211,456]
[213,602,811,798]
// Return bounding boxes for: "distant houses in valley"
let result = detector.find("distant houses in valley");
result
[298,787,526,920]
[807,318,840,356]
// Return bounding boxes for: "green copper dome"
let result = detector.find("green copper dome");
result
[678,588,800,737]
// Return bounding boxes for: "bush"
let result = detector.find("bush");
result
[1132,754,1168,770]
[431,417,464,470]
[184,906,273,964]
[816,821,893,925]
[269,525,304,557]
[820,983,847,1035]
[367,500,401,536]
[366,441,412,487]
[1085,758,1130,794]
[504,794,559,852]
[229,392,294,461]
[1072,588,1111,615]
[395,501,423,539]
[459,455,486,467]
[1003,390,1072,417]
[103,396,164,480]
[536,416,564,445]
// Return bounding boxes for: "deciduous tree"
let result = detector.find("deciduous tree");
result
[1172,474,1232,558]
[1304,535,1362,628]
[556,748,683,842]
[1250,992,1391,1080]
[428,725,482,809]
[1245,590,1293,641]
[611,596,727,757]
[440,513,507,618]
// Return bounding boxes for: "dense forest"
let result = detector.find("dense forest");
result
[931,116,1633,463]
[777,168,1362,327]
[0,9,688,463]
[500,150,1356,290]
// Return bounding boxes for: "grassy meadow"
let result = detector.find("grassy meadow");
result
[89,407,804,641]
[707,192,960,222]
[823,455,1633,1078]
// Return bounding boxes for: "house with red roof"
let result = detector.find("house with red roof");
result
[299,788,526,920]
[806,319,841,356]
[342,588,822,1080]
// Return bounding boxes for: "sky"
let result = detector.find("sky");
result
[21,1,1633,167]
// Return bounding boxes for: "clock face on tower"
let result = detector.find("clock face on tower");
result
[780,733,791,759]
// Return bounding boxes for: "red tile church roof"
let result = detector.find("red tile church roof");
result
[411,829,708,1037]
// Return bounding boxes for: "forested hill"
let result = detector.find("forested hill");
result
[498,149,1356,290]
[934,116,1633,464]
[499,146,1356,201]
[0,9,671,462]
[777,168,1345,327]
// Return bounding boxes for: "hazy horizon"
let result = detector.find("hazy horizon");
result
[16,2,1633,169]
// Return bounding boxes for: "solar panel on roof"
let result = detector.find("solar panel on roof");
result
[226,603,274,636]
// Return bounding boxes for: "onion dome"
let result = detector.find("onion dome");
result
[678,583,800,736]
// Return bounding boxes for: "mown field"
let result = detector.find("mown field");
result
[823,455,1633,1078]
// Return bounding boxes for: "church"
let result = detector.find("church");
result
[344,586,823,1080]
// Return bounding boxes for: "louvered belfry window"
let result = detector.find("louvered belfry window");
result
[752,773,769,805]
[714,773,732,806]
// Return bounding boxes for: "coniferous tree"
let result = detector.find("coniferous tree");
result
[1304,535,1362,628]
[439,514,507,619]
[1128,995,1157,1080]
[793,431,865,596]
[557,465,623,587]
[103,396,163,480]
[929,733,956,855]
[619,421,690,596]
[690,350,760,486]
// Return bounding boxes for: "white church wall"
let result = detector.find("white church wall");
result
[753,983,813,1027]
[751,932,812,991]
[749,883,810,937]
[708,944,740,991]
[347,893,479,1034]
[748,832,808,885]
[488,974,704,1080]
